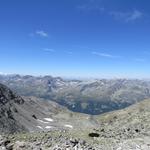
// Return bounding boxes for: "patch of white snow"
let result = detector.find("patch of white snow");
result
[37,126,43,129]
[45,126,52,129]
[37,119,49,124]
[64,124,73,129]
[44,118,54,122]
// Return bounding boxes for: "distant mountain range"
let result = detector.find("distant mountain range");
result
[0,74,150,115]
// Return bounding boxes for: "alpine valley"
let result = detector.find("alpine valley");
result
[0,74,150,115]
[1,75,150,149]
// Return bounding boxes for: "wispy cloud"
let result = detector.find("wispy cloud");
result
[110,10,143,22]
[92,51,120,58]
[64,51,73,55]
[77,1,144,23]
[30,30,48,38]
[77,0,104,13]
[77,5,104,12]
[36,30,48,37]
[43,48,55,52]
[134,58,145,62]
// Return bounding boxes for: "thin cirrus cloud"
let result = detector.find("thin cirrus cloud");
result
[30,30,48,38]
[77,1,143,23]
[77,0,105,13]
[92,51,120,58]
[64,51,73,55]
[77,5,104,12]
[134,58,145,62]
[36,30,48,37]
[110,10,143,22]
[43,48,55,52]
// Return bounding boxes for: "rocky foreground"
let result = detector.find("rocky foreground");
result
[0,97,148,150]
[0,133,95,150]
[0,131,150,150]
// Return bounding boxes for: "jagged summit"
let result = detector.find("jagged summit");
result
[0,83,24,105]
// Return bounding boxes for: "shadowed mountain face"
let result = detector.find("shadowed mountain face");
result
[0,75,150,115]
[0,83,26,133]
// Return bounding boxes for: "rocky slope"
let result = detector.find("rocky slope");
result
[1,98,150,149]
[94,98,150,140]
[0,74,150,114]
[0,83,96,134]
[0,83,26,133]
[1,82,150,149]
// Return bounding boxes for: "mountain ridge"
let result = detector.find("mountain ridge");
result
[1,74,150,115]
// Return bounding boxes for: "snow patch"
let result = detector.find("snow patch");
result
[44,118,54,122]
[37,126,43,129]
[37,119,49,124]
[45,126,52,129]
[64,124,73,129]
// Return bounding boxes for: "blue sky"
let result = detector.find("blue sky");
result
[0,0,150,78]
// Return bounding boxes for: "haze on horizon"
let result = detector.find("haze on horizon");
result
[0,0,150,79]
